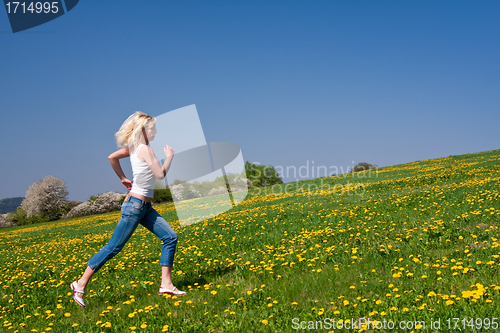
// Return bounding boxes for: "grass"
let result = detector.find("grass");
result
[1,149,500,332]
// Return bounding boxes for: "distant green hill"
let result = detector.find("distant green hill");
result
[0,197,23,214]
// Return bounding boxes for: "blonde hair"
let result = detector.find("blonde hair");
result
[115,111,156,148]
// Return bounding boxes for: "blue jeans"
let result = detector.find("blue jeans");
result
[87,195,178,273]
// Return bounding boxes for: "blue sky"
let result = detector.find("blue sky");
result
[1,1,499,202]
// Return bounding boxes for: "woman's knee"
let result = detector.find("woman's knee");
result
[170,233,178,243]
[162,232,178,244]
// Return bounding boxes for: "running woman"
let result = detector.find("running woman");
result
[71,111,186,307]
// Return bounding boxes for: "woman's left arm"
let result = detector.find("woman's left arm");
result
[108,147,133,189]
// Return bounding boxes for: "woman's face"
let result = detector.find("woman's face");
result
[145,122,157,142]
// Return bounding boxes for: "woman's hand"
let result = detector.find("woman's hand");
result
[121,178,133,190]
[164,145,175,158]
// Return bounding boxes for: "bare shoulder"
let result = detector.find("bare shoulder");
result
[138,145,156,161]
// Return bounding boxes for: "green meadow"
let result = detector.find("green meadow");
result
[1,149,500,332]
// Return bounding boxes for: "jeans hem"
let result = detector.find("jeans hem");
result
[87,261,97,273]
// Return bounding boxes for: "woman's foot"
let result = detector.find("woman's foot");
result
[160,282,175,291]
[159,284,186,296]
[71,280,85,307]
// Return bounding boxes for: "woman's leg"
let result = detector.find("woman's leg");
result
[161,266,174,290]
[74,266,94,298]
[140,205,179,290]
[75,198,147,299]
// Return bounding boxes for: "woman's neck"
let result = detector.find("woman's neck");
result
[131,140,148,154]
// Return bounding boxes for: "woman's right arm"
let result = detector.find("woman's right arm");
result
[141,145,174,180]
[108,147,133,189]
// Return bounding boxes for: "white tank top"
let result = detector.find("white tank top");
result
[130,144,156,198]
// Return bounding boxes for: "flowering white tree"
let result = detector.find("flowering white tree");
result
[22,175,69,219]
[170,183,201,201]
[62,192,125,219]
[0,213,13,228]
